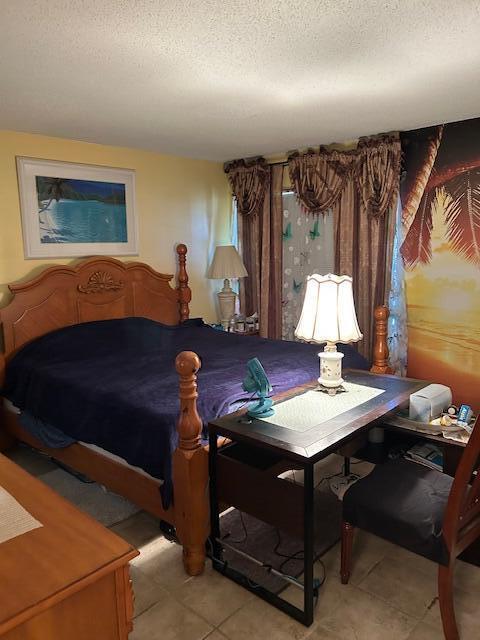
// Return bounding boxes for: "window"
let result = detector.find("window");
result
[231,196,239,249]
[282,191,334,340]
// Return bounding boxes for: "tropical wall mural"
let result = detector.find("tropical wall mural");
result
[400,119,480,411]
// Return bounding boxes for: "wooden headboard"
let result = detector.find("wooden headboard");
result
[0,244,191,359]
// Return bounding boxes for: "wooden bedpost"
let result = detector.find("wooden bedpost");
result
[0,349,5,389]
[173,350,209,576]
[370,305,393,375]
[176,244,191,322]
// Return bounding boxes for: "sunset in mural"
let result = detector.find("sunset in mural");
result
[401,120,480,410]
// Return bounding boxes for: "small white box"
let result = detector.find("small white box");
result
[409,384,452,422]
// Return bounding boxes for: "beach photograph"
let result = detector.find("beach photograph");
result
[36,176,128,244]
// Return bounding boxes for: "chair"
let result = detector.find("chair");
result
[340,421,480,640]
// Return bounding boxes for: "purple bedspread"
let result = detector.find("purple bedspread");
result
[2,318,367,506]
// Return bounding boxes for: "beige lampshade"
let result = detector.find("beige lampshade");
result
[295,274,363,344]
[208,245,248,279]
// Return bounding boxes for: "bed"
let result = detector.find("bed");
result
[0,245,392,575]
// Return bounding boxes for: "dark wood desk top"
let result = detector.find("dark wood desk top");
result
[209,370,427,464]
[0,454,138,634]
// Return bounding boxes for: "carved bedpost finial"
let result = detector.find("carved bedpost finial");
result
[370,305,393,374]
[176,244,191,322]
[175,351,202,451]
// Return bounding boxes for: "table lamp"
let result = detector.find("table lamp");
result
[208,245,248,328]
[295,274,363,394]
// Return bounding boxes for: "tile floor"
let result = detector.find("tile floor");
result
[9,446,480,640]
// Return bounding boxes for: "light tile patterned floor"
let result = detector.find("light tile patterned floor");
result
[9,446,480,640]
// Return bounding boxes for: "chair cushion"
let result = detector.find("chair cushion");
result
[343,459,453,565]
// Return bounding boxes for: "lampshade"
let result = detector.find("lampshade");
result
[295,274,363,344]
[208,245,248,279]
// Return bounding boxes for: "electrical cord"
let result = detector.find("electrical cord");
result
[234,392,258,412]
[273,528,326,588]
[221,510,249,544]
[290,458,364,490]
[216,460,360,592]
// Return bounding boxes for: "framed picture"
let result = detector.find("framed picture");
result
[16,157,138,258]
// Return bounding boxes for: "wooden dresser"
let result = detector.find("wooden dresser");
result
[0,454,138,639]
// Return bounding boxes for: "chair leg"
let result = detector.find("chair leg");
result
[341,520,355,584]
[438,562,459,640]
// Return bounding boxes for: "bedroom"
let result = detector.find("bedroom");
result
[0,2,479,640]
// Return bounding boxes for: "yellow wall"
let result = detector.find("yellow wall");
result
[0,130,231,320]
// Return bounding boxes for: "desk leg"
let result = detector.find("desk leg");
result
[443,446,462,477]
[303,464,315,626]
[208,430,221,560]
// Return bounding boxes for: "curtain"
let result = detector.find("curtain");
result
[262,164,283,338]
[282,192,335,340]
[332,180,387,360]
[227,159,283,339]
[356,137,402,219]
[291,135,401,361]
[288,149,351,215]
[388,197,408,375]
[225,158,270,217]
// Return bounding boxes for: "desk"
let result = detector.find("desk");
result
[0,454,138,639]
[208,370,426,626]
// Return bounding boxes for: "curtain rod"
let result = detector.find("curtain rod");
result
[267,159,288,167]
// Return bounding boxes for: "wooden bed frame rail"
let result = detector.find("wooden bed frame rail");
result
[0,244,392,577]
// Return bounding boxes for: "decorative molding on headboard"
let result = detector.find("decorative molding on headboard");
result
[78,271,125,294]
[0,248,191,357]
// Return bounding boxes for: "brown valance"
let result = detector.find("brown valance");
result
[224,158,270,217]
[288,134,400,360]
[287,135,401,219]
[288,149,351,216]
[356,136,402,219]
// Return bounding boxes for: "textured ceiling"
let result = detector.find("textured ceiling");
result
[1,1,480,161]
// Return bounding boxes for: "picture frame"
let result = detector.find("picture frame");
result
[16,157,138,258]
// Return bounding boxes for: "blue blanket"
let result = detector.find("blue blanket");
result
[2,317,367,506]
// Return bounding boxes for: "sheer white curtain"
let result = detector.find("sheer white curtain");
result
[388,197,408,375]
[230,198,241,315]
[282,192,334,340]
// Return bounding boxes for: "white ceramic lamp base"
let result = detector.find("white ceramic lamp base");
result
[217,278,236,329]
[318,344,344,395]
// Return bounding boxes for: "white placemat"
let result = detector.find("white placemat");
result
[0,486,42,544]
[260,382,385,432]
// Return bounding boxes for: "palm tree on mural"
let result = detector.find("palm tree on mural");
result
[444,170,480,266]
[401,167,480,269]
